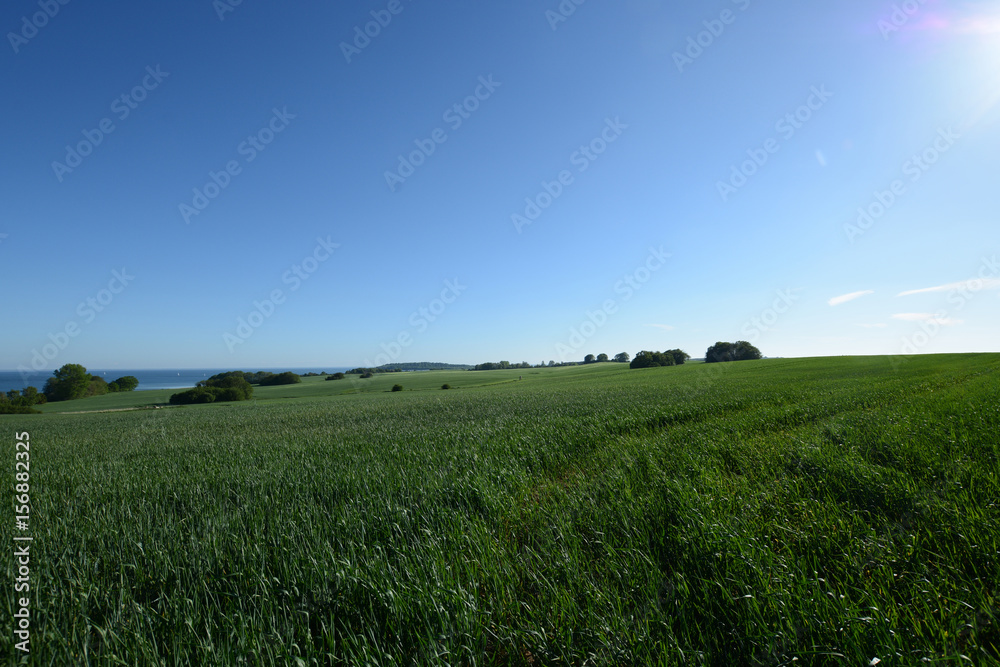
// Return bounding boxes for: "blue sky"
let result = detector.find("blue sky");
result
[2,0,999,372]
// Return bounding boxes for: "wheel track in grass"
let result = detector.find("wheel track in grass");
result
[516,359,997,507]
[499,358,1000,629]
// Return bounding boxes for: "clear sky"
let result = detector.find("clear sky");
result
[2,0,998,371]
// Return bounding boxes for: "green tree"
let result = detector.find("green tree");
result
[614,352,630,363]
[629,350,675,369]
[109,375,139,392]
[584,354,596,364]
[43,364,92,402]
[21,386,45,406]
[391,384,403,392]
[596,353,609,363]
[85,376,109,397]
[705,342,734,363]
[734,340,762,361]
[666,349,690,365]
[259,372,301,386]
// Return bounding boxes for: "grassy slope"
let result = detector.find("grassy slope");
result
[3,355,999,665]
[33,368,545,413]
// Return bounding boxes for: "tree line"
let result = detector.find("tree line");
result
[171,370,303,405]
[0,363,140,413]
[467,343,762,371]
[5,344,765,413]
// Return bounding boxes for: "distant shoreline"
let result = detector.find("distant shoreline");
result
[0,367,354,394]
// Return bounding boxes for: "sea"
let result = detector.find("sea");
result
[0,368,352,394]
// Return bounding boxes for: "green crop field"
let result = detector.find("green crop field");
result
[3,355,999,665]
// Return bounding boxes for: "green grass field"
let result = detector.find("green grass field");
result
[3,355,999,665]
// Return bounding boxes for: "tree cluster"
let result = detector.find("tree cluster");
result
[380,362,471,371]
[1,386,46,413]
[705,341,761,363]
[39,364,141,402]
[108,376,139,392]
[347,367,402,375]
[325,372,346,381]
[171,374,254,405]
[42,364,92,401]
[472,361,532,371]
[197,371,301,388]
[258,372,301,386]
[629,349,689,369]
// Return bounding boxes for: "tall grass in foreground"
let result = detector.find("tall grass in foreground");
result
[2,355,999,665]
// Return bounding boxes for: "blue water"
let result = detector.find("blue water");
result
[0,368,351,394]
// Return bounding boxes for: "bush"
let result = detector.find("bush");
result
[170,388,216,405]
[441,384,451,390]
[201,371,264,390]
[197,374,254,400]
[4,387,46,407]
[391,384,403,392]
[0,404,41,415]
[215,388,247,402]
[361,372,374,379]
[259,372,301,386]
[169,381,253,405]
[326,373,346,381]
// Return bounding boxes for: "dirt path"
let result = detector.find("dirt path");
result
[54,405,176,415]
